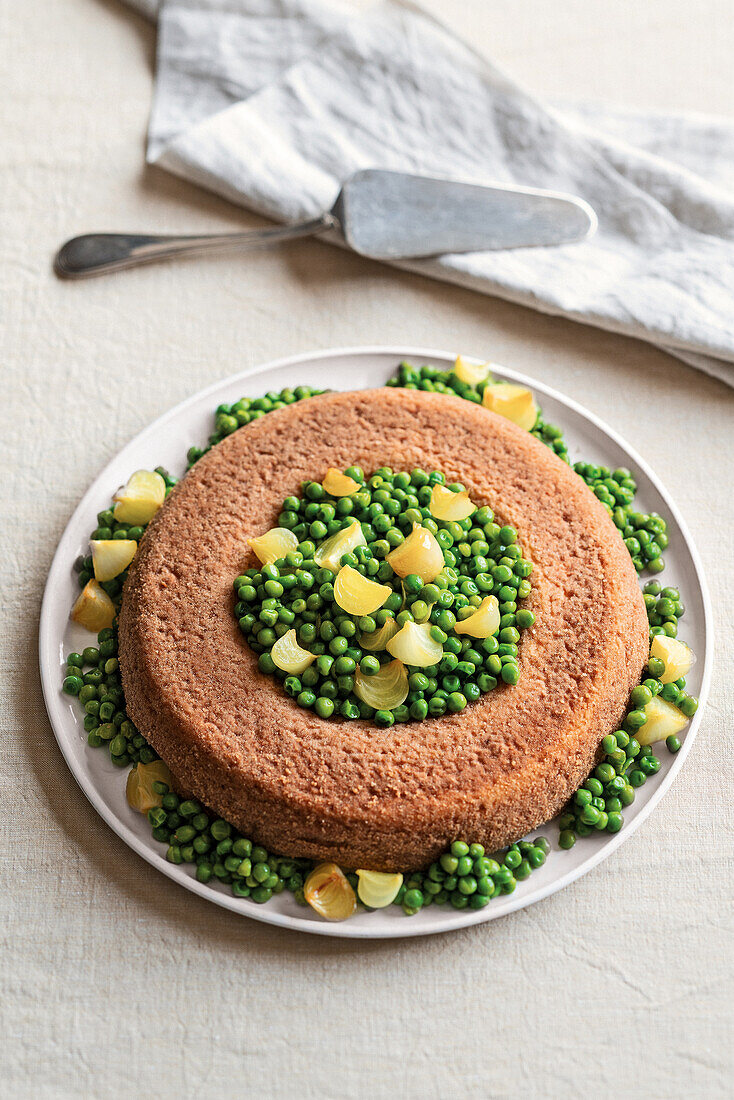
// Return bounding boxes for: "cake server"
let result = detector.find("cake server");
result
[54,168,597,279]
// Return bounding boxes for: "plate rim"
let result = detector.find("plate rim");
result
[38,344,714,939]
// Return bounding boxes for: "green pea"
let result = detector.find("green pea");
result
[581,804,601,826]
[640,755,660,775]
[62,675,83,696]
[314,697,335,719]
[447,692,467,713]
[647,656,665,678]
[619,784,635,807]
[403,888,424,910]
[601,733,618,754]
[410,699,428,720]
[516,609,535,629]
[630,684,652,708]
[679,695,698,717]
[500,664,519,685]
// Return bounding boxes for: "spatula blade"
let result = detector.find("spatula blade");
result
[335,169,597,259]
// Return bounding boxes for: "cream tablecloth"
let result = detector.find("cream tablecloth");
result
[2,1,733,1097]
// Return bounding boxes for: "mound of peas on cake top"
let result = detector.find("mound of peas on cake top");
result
[234,465,535,726]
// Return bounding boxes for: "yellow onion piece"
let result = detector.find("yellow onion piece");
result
[387,621,443,667]
[454,595,500,639]
[650,635,696,685]
[113,469,166,525]
[270,628,316,674]
[356,869,404,908]
[482,381,538,431]
[126,760,173,814]
[453,355,490,387]
[70,580,116,632]
[322,468,360,497]
[314,520,366,572]
[334,565,391,616]
[360,618,400,651]
[248,526,299,565]
[354,659,409,710]
[90,539,138,583]
[428,484,476,523]
[386,523,444,584]
[304,863,357,921]
[636,696,688,747]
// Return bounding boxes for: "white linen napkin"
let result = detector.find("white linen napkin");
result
[125,0,734,386]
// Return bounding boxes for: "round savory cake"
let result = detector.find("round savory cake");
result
[118,387,648,871]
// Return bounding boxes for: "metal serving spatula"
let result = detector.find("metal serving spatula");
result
[54,169,597,279]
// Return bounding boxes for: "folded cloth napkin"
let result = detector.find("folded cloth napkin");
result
[125,0,734,386]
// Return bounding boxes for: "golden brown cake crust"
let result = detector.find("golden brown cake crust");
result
[118,387,648,871]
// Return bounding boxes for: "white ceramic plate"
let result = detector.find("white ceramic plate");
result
[39,346,712,938]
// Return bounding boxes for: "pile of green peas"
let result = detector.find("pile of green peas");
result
[186,385,324,468]
[147,785,313,901]
[644,580,685,640]
[556,580,698,847]
[145,781,546,915]
[235,466,535,725]
[573,462,668,574]
[62,625,156,767]
[393,837,548,915]
[557,729,659,848]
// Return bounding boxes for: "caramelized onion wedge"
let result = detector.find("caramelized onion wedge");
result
[71,580,116,632]
[126,760,173,814]
[322,468,361,497]
[636,696,688,746]
[386,523,444,584]
[356,869,404,908]
[334,565,391,616]
[387,621,443,667]
[304,863,357,921]
[453,355,490,387]
[428,484,476,522]
[314,520,366,572]
[354,659,409,710]
[113,469,166,525]
[482,381,538,431]
[90,539,137,582]
[360,619,400,652]
[271,628,316,674]
[454,596,501,639]
[248,527,298,565]
[649,635,695,685]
